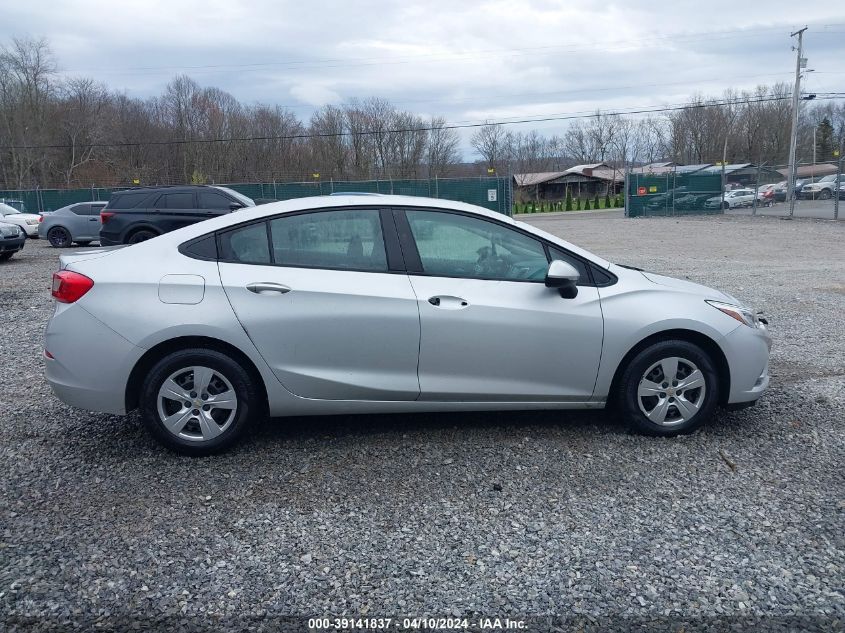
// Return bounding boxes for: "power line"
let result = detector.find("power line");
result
[3,93,843,152]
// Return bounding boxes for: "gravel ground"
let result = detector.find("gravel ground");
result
[1,215,843,632]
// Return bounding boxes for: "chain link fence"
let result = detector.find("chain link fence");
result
[624,159,843,220]
[0,176,513,216]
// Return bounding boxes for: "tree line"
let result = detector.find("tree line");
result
[1,37,842,190]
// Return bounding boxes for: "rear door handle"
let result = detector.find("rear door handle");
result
[428,295,469,309]
[246,282,291,295]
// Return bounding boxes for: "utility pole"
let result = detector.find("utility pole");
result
[787,26,807,218]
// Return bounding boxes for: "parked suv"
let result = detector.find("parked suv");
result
[799,174,845,200]
[99,185,255,246]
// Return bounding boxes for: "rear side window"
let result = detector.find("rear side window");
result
[198,190,235,209]
[218,223,271,264]
[109,192,152,209]
[161,193,195,209]
[70,204,89,215]
[269,209,387,272]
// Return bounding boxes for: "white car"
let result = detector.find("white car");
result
[800,174,845,200]
[0,202,41,237]
[44,194,771,455]
[704,189,756,210]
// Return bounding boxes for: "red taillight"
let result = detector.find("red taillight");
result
[52,271,94,303]
[100,211,115,224]
[38,215,44,223]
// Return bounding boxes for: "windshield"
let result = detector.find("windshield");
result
[213,186,255,207]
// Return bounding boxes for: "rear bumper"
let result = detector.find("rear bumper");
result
[44,302,144,414]
[98,235,121,246]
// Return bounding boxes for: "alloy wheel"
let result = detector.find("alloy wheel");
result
[156,365,238,442]
[637,356,707,426]
[49,227,71,248]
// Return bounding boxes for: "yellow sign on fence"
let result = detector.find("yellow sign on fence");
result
[649,186,658,193]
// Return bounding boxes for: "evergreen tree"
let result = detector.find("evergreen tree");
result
[584,198,591,210]
[565,187,572,211]
[604,191,611,208]
[816,118,835,162]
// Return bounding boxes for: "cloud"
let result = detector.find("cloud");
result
[1,0,842,147]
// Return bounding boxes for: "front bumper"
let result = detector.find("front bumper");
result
[0,234,25,253]
[722,323,772,404]
[44,302,144,414]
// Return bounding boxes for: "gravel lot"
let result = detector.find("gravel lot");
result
[1,215,843,631]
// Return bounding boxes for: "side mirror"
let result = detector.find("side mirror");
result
[545,260,579,298]
[229,202,244,211]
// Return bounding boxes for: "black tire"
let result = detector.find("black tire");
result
[47,226,72,248]
[0,252,13,261]
[722,202,730,210]
[819,190,831,200]
[139,349,261,456]
[618,339,720,437]
[127,229,158,244]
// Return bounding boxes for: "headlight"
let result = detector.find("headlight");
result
[706,300,761,328]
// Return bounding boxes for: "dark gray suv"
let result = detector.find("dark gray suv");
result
[99,185,255,246]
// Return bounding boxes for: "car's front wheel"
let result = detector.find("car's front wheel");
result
[139,349,261,455]
[618,340,720,436]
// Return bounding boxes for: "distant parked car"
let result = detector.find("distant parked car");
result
[773,181,788,202]
[0,202,41,237]
[704,189,756,210]
[0,220,25,260]
[799,174,845,200]
[0,198,29,213]
[39,201,108,247]
[99,185,255,246]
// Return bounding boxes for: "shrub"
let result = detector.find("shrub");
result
[565,188,573,211]
[584,198,591,210]
[604,192,611,208]
[593,193,600,209]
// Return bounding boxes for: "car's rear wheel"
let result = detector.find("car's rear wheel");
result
[139,349,261,455]
[128,229,158,244]
[618,340,720,436]
[47,227,72,248]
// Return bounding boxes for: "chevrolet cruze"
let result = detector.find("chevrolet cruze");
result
[44,195,771,455]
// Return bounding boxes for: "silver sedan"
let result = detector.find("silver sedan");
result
[38,201,107,247]
[44,195,771,455]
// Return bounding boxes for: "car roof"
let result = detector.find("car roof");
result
[157,194,609,268]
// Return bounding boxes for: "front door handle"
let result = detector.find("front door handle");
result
[246,282,291,295]
[428,295,469,309]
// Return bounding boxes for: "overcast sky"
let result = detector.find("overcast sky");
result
[2,0,843,153]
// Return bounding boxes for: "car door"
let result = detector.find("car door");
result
[71,204,102,239]
[155,192,203,231]
[395,208,604,402]
[217,208,421,401]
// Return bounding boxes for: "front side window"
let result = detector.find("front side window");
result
[198,190,236,209]
[405,210,548,281]
[268,209,387,272]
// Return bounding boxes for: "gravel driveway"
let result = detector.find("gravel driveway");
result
[1,215,843,631]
